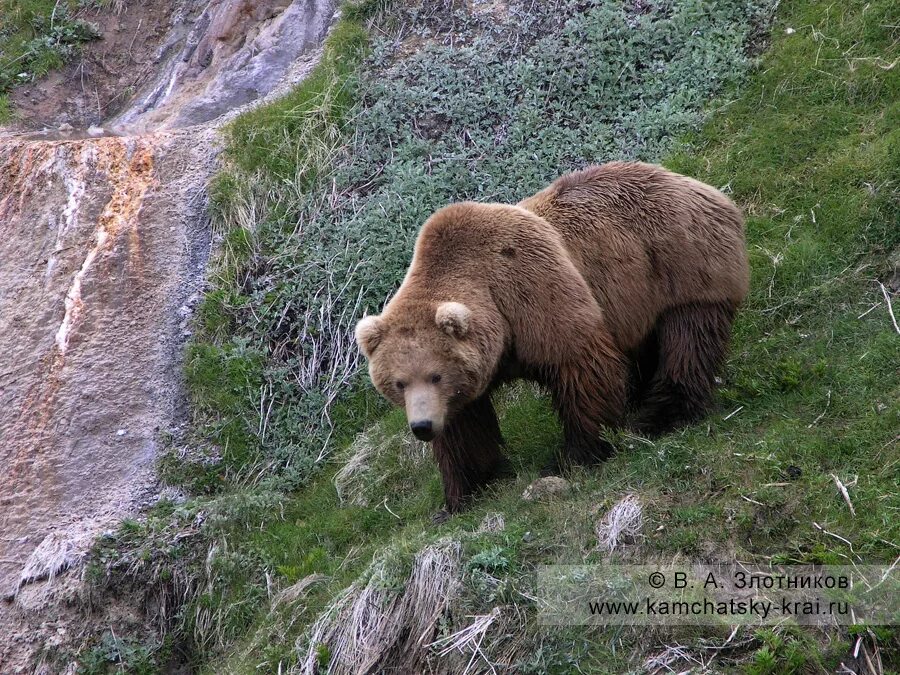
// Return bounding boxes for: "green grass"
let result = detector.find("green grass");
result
[0,0,100,116]
[190,0,778,493]
[81,0,899,672]
[0,92,11,122]
[180,3,391,496]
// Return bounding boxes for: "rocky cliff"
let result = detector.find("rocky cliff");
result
[0,1,333,670]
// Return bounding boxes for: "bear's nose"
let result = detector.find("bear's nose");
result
[410,420,434,441]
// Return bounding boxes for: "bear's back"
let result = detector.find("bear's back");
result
[519,162,748,350]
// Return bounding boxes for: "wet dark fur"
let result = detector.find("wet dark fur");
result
[431,394,510,511]
[435,301,737,509]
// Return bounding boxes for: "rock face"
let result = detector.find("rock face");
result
[115,0,334,130]
[0,132,212,597]
[10,0,335,133]
[0,119,218,675]
[0,0,334,669]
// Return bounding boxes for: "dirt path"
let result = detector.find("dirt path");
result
[0,1,333,670]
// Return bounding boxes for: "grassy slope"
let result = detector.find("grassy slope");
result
[185,0,777,494]
[0,0,100,122]
[83,0,898,673]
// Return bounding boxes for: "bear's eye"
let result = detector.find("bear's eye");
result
[431,374,442,384]
[395,381,406,391]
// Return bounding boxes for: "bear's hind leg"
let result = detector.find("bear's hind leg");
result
[627,327,660,411]
[431,394,510,513]
[634,301,736,436]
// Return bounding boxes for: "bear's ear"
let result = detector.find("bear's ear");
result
[355,315,384,358]
[435,302,471,339]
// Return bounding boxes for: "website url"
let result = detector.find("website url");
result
[588,597,850,620]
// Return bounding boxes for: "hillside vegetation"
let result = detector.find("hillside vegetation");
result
[0,0,100,121]
[81,0,898,672]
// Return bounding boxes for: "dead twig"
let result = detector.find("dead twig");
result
[128,18,143,60]
[381,497,400,520]
[723,405,744,421]
[829,473,857,516]
[858,301,882,319]
[808,389,832,428]
[813,521,860,559]
[878,282,900,335]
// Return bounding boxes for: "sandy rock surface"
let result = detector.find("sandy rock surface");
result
[0,0,334,669]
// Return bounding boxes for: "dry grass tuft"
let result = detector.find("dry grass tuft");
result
[641,627,756,673]
[642,642,707,673]
[273,573,328,609]
[333,420,427,506]
[595,494,643,553]
[428,606,504,674]
[17,532,81,591]
[477,512,506,534]
[332,421,393,506]
[296,539,461,674]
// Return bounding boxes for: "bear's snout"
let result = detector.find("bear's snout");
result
[405,385,445,441]
[410,419,435,442]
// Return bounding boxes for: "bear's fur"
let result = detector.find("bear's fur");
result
[356,162,748,513]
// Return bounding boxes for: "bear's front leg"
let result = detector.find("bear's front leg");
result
[431,394,509,514]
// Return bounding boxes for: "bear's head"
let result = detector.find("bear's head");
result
[355,301,484,441]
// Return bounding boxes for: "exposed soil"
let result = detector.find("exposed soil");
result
[9,2,176,130]
[0,1,334,670]
[10,0,334,133]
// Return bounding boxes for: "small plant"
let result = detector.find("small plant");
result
[467,545,513,601]
[77,632,160,675]
[745,628,819,674]
[748,645,778,675]
[467,546,511,575]
[0,92,11,122]
[0,1,99,98]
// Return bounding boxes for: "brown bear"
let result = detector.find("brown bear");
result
[355,162,748,513]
